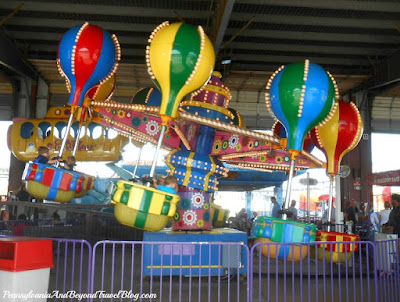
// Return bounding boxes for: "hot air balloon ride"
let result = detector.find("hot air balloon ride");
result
[23,23,120,203]
[310,100,363,263]
[111,21,216,231]
[253,60,338,261]
[266,60,338,214]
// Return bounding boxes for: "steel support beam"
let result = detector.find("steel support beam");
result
[0,30,38,80]
[367,52,400,95]
[209,0,235,54]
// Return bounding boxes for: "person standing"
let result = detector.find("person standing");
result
[321,198,336,224]
[386,194,400,236]
[271,196,281,218]
[345,199,359,233]
[369,211,380,233]
[287,200,298,221]
[16,183,31,202]
[379,201,392,226]
[345,199,359,224]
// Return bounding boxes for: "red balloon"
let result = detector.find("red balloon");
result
[314,101,363,175]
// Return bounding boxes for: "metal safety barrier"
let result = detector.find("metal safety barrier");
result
[1,232,399,301]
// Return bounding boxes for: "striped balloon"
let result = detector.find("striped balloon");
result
[57,23,120,108]
[146,22,215,125]
[266,60,338,155]
[313,101,363,175]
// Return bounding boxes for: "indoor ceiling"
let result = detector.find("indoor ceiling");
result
[0,0,400,131]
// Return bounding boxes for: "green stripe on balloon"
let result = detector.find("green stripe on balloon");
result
[134,190,154,228]
[278,62,305,144]
[279,62,305,120]
[166,24,201,116]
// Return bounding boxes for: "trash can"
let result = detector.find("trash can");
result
[0,237,53,302]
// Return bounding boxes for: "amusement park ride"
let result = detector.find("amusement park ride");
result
[9,21,364,265]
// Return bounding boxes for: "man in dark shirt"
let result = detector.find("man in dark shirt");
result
[345,199,359,224]
[387,194,400,236]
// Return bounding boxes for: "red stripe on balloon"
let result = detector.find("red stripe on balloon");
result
[333,102,359,173]
[303,133,312,151]
[71,25,104,106]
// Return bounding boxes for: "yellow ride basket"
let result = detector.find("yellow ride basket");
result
[112,180,180,232]
[311,230,359,264]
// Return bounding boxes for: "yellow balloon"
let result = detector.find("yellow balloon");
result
[147,22,215,124]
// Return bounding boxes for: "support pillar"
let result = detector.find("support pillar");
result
[35,77,48,118]
[16,76,32,118]
[274,185,283,207]
[342,91,373,212]
[246,191,252,217]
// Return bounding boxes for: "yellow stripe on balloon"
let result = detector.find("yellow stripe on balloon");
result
[317,102,339,175]
[149,23,181,118]
[183,152,196,186]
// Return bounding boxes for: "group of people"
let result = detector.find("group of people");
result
[230,208,257,234]
[271,196,298,220]
[34,146,76,171]
[318,195,400,237]
[375,193,400,236]
[143,175,179,194]
[35,146,180,195]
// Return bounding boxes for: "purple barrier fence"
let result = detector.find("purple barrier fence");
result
[374,239,400,302]
[250,241,378,302]
[91,241,250,302]
[3,233,395,302]
[50,238,92,302]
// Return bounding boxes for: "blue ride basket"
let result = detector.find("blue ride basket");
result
[252,216,317,261]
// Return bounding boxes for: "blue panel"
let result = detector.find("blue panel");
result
[142,229,248,276]
[195,125,215,155]
[147,88,161,106]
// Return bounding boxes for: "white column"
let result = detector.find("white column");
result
[335,174,342,225]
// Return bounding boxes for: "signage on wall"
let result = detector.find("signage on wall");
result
[353,180,361,190]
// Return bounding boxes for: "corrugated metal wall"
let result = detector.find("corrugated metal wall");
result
[372,96,400,133]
